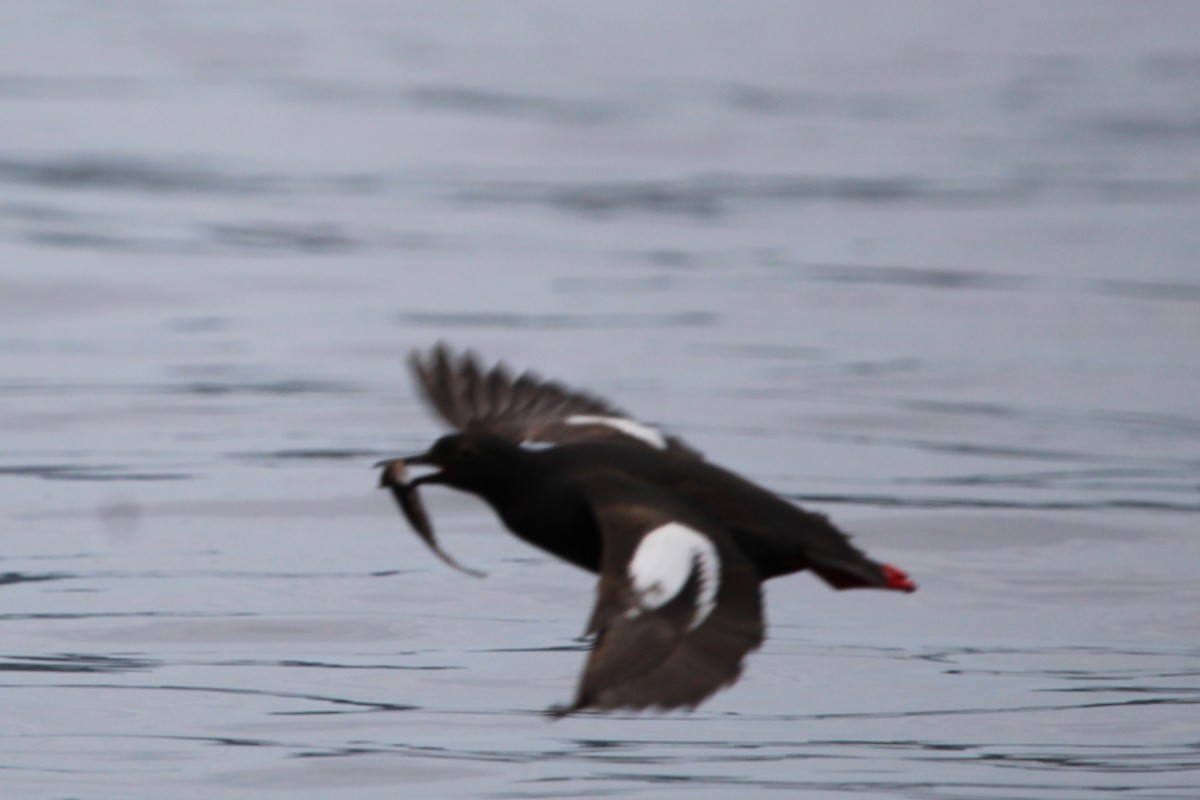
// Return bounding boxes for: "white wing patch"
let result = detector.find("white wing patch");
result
[627,522,721,630]
[519,440,557,451]
[565,414,668,450]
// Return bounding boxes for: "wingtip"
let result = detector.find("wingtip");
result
[407,340,457,373]
[544,702,577,720]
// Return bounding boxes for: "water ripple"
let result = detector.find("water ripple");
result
[0,653,157,674]
[396,310,719,329]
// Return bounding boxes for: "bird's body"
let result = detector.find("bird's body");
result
[439,435,890,586]
[378,345,915,715]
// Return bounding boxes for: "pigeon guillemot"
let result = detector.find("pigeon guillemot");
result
[377,344,915,715]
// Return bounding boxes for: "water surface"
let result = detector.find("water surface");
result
[2,3,1199,797]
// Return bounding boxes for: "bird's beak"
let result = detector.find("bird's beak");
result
[375,453,442,488]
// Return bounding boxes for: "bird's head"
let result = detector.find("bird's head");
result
[378,432,525,496]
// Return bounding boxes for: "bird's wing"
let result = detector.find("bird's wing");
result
[553,478,764,715]
[408,343,701,458]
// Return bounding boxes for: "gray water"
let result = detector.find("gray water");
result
[3,2,1200,797]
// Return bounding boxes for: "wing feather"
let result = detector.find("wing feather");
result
[409,344,700,457]
[554,478,763,715]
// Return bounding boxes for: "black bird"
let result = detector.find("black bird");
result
[378,344,915,715]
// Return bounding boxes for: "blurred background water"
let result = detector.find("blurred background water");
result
[2,2,1199,798]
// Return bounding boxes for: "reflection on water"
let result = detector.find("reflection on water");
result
[3,1,1200,798]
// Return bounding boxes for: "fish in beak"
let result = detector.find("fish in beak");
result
[376,455,485,578]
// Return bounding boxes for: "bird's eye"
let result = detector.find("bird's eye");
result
[458,445,480,461]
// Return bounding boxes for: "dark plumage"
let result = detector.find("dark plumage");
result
[378,344,915,715]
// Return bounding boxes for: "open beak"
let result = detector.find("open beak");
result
[375,452,441,489]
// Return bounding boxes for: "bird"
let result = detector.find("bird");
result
[377,344,915,715]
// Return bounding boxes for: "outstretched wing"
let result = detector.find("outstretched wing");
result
[553,478,764,715]
[409,343,701,458]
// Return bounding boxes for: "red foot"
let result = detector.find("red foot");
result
[881,563,917,593]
